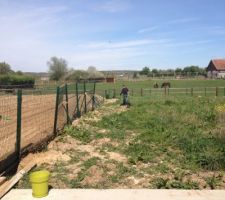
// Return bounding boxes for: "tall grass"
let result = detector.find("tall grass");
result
[98,96,225,170]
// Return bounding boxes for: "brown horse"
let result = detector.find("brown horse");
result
[161,82,171,88]
[153,82,159,88]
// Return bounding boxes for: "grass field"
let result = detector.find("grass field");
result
[96,79,225,90]
[95,79,225,97]
[18,95,225,189]
[37,79,225,90]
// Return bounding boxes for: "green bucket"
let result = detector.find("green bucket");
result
[29,170,50,198]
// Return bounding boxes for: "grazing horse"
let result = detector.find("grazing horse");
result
[153,82,159,88]
[161,82,171,88]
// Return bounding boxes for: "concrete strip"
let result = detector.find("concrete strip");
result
[2,189,225,200]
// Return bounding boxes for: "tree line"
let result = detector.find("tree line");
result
[0,57,209,86]
[0,57,105,84]
[0,62,34,87]
[139,66,207,77]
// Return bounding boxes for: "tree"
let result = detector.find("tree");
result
[87,66,104,78]
[175,68,182,74]
[140,66,150,75]
[47,57,68,81]
[133,72,138,79]
[152,68,159,76]
[183,65,206,76]
[65,70,89,81]
[0,62,12,74]
[16,71,23,75]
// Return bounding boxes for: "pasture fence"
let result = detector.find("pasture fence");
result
[0,81,100,174]
[104,87,225,98]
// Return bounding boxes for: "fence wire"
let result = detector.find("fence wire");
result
[0,91,17,168]
[0,82,98,174]
[21,90,56,149]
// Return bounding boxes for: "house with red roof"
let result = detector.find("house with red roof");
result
[206,59,225,78]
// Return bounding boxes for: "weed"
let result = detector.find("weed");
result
[205,175,220,189]
[64,126,92,144]
[70,169,87,188]
[82,157,99,169]
[151,178,169,189]
[125,143,156,164]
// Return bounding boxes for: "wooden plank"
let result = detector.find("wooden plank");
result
[0,161,36,199]
[0,177,6,186]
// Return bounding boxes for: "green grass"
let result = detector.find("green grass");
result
[64,126,93,144]
[18,94,225,189]
[97,96,225,170]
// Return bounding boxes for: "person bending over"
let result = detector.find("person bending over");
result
[120,85,129,105]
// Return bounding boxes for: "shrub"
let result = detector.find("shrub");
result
[0,74,35,87]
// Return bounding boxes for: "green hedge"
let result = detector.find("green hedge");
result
[0,74,35,87]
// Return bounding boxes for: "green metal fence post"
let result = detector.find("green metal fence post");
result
[84,81,87,113]
[92,82,96,111]
[141,88,143,96]
[216,87,218,97]
[205,88,207,96]
[16,89,22,161]
[76,82,81,118]
[224,87,225,96]
[65,83,70,124]
[191,88,193,96]
[53,86,60,135]
[113,89,116,98]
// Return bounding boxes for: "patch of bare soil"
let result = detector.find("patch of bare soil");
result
[97,129,110,134]
[34,150,71,165]
[66,163,82,180]
[18,149,71,169]
[48,135,81,152]
[82,165,105,185]
[125,176,150,188]
[76,144,105,159]
[104,99,118,104]
[90,138,111,146]
[107,152,128,163]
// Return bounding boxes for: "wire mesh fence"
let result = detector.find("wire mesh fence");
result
[0,91,17,171]
[0,81,99,174]
[21,90,56,150]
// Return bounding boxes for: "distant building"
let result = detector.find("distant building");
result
[106,77,115,83]
[206,59,225,78]
[40,75,50,81]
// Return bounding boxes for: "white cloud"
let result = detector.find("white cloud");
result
[76,39,169,50]
[93,0,131,13]
[164,40,213,47]
[138,26,159,34]
[0,3,70,71]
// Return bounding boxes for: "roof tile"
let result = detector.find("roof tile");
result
[212,59,225,70]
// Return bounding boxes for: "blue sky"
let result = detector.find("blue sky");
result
[0,0,225,72]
